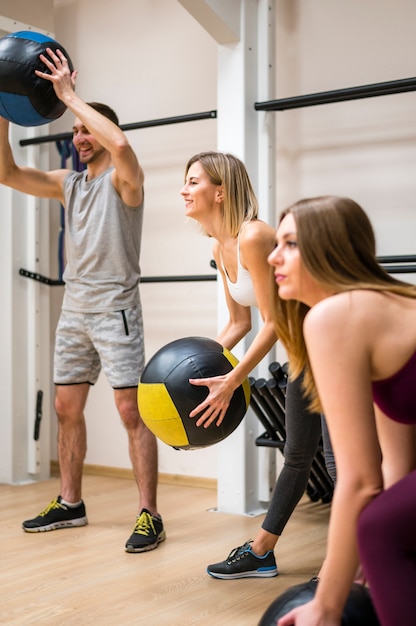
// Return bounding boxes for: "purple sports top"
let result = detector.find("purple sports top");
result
[372,350,416,424]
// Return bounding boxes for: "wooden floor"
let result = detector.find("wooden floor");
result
[0,475,330,625]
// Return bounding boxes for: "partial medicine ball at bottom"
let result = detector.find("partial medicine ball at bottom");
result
[258,580,380,626]
[0,30,74,126]
[138,336,251,450]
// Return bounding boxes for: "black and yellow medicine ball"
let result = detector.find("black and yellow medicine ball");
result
[138,336,251,450]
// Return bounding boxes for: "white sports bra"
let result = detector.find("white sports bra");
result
[222,231,257,308]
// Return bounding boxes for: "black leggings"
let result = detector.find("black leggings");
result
[262,373,334,536]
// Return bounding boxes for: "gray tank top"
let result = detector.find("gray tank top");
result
[62,167,144,312]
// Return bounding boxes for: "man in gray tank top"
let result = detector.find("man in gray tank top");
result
[0,46,165,552]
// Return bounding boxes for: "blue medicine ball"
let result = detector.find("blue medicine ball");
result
[0,30,74,127]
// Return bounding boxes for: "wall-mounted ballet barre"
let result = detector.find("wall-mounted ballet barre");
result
[377,255,416,274]
[18,110,218,147]
[254,77,416,111]
[18,254,416,288]
[18,268,218,286]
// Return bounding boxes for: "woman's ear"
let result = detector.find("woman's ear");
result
[216,187,224,202]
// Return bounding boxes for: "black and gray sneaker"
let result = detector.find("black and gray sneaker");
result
[125,508,166,553]
[22,496,88,532]
[207,540,278,579]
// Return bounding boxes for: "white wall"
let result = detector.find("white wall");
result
[10,0,416,482]
[274,0,416,263]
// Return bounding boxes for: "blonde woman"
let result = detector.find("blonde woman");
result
[181,153,333,579]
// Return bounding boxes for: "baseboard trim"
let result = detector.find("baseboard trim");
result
[50,461,217,491]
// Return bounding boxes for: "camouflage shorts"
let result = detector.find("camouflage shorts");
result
[54,306,145,388]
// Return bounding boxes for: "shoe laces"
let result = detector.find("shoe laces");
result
[132,510,156,537]
[227,541,253,563]
[39,499,64,517]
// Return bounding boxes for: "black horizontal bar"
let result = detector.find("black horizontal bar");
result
[19,269,64,286]
[377,254,416,274]
[121,110,217,132]
[19,268,217,286]
[19,254,416,288]
[19,110,217,147]
[255,77,416,111]
[140,274,217,283]
[379,265,416,274]
[377,254,416,263]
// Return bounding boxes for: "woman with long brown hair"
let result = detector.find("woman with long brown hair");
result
[268,195,416,626]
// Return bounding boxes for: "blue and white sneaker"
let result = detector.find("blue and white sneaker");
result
[207,540,278,579]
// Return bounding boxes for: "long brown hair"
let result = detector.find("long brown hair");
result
[274,196,416,411]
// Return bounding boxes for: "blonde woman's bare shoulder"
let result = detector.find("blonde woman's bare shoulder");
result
[239,221,276,268]
[240,219,276,247]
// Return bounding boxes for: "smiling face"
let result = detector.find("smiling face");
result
[268,212,329,307]
[72,118,106,165]
[180,160,223,223]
